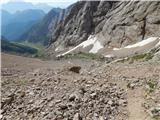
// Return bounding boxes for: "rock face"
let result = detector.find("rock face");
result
[47,1,160,56]
[48,1,117,52]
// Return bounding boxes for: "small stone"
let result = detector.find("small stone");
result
[150,107,160,117]
[55,100,62,104]
[108,100,113,105]
[69,92,81,102]
[127,82,135,89]
[29,78,35,82]
[69,94,76,101]
[59,104,68,110]
[73,113,82,120]
[19,91,25,98]
[47,95,54,102]
[55,111,63,116]
[2,94,14,108]
[99,116,104,120]
[90,92,97,99]
[118,99,127,106]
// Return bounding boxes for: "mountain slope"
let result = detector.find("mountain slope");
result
[47,1,160,58]
[19,8,62,45]
[48,1,118,52]
[1,36,38,55]
[1,9,45,41]
[1,10,13,26]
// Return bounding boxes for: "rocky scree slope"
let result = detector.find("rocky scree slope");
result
[1,53,160,120]
[47,1,160,57]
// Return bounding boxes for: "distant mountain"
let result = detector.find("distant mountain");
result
[19,8,62,45]
[0,10,13,26]
[35,3,61,13]
[1,36,38,55]
[1,9,45,41]
[1,1,54,13]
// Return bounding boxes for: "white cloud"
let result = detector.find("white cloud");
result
[1,0,77,4]
[0,0,77,8]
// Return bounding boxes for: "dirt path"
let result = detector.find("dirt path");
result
[128,87,152,120]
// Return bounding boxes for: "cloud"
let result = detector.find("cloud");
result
[1,0,77,4]
[0,0,77,8]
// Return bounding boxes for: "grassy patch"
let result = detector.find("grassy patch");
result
[1,40,48,59]
[63,52,104,61]
[118,53,154,63]
[17,41,46,58]
[1,40,38,55]
[131,53,153,61]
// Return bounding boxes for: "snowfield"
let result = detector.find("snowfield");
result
[105,37,160,58]
[113,37,160,51]
[89,40,103,53]
[57,35,104,57]
[125,37,159,48]
[57,36,160,58]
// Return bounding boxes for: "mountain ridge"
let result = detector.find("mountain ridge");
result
[1,9,45,41]
[1,1,53,13]
[19,8,62,45]
[47,1,160,58]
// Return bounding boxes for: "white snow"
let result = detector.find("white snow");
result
[89,40,103,53]
[105,54,114,58]
[57,35,103,57]
[55,45,64,52]
[112,37,160,51]
[104,37,160,58]
[55,47,59,52]
[113,48,120,50]
[57,36,160,58]
[125,37,159,48]
[81,35,97,48]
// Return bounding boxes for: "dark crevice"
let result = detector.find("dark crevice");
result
[141,17,146,40]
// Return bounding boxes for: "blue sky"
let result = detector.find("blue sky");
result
[1,0,77,8]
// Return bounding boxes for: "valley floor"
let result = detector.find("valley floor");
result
[1,53,160,120]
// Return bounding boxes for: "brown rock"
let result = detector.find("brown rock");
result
[69,66,81,73]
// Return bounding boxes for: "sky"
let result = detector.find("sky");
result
[0,0,77,7]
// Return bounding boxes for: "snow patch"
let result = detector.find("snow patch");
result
[105,54,114,58]
[89,40,103,53]
[55,46,64,52]
[125,37,159,48]
[113,48,120,50]
[55,47,59,52]
[57,35,103,57]
[112,37,159,51]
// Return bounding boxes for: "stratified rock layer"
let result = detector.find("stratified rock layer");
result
[48,1,160,55]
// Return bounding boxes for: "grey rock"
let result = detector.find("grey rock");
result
[150,107,160,118]
[2,94,14,108]
[47,1,160,57]
[73,113,82,120]
[118,99,127,107]
[59,104,68,110]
